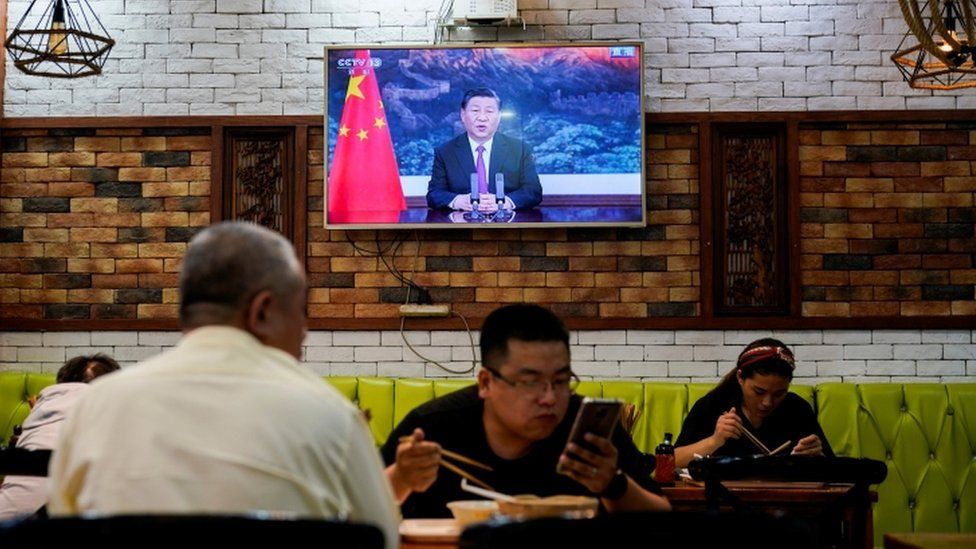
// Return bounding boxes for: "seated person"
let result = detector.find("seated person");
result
[382,304,670,518]
[47,222,399,549]
[0,353,120,520]
[674,338,834,468]
[426,88,543,214]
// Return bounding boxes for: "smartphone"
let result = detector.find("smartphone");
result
[557,398,622,473]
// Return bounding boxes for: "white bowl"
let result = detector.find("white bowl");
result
[446,500,498,526]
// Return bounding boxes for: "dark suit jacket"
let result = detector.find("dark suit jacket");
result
[426,133,542,209]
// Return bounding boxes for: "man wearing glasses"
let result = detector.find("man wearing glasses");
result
[381,304,671,517]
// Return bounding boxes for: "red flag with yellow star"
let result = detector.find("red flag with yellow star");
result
[327,49,405,222]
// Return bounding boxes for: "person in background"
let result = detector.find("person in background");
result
[48,221,399,548]
[382,303,670,518]
[674,338,834,468]
[0,354,120,520]
[426,88,543,213]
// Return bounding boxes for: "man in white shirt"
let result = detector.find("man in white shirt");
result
[0,354,119,520]
[48,221,400,548]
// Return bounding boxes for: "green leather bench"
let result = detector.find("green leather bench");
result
[2,372,973,545]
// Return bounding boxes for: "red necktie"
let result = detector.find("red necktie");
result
[476,145,487,194]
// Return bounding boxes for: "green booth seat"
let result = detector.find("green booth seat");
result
[0,372,56,446]
[2,371,973,546]
[815,383,976,540]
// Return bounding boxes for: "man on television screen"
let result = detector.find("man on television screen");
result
[426,88,543,213]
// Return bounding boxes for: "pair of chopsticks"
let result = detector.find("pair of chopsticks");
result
[739,425,790,456]
[399,436,495,490]
[620,403,642,436]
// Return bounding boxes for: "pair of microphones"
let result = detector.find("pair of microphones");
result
[470,173,505,209]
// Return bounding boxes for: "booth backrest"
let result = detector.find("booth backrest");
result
[0,372,56,444]
[2,372,973,544]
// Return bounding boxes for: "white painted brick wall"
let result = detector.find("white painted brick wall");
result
[4,0,972,115]
[3,330,973,383]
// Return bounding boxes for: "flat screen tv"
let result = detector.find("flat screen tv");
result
[324,42,645,229]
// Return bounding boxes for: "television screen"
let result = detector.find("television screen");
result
[324,42,645,229]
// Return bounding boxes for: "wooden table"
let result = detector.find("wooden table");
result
[663,480,878,549]
[883,533,976,549]
[400,519,459,549]
[402,542,457,549]
[401,481,879,549]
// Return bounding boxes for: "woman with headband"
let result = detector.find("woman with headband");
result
[674,338,833,468]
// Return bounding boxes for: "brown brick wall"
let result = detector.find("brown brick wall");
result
[1,116,973,326]
[304,124,700,320]
[1,128,211,320]
[798,122,976,317]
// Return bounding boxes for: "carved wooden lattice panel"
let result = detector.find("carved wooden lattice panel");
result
[234,139,284,231]
[713,125,788,315]
[224,129,294,238]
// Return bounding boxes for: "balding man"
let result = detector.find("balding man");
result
[48,222,399,547]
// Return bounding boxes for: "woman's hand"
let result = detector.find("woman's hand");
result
[791,434,824,456]
[710,406,742,448]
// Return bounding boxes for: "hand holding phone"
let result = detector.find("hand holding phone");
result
[557,398,622,475]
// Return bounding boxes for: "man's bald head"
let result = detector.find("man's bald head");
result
[179,221,304,329]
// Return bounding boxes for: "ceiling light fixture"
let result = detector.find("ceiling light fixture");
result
[4,0,114,78]
[892,0,976,90]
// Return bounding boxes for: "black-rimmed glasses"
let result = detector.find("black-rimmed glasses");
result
[484,367,580,397]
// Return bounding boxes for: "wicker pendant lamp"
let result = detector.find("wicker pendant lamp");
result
[892,0,976,90]
[4,0,115,78]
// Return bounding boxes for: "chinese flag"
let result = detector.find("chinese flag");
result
[328,49,405,222]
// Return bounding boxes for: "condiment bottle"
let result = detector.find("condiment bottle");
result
[654,432,676,485]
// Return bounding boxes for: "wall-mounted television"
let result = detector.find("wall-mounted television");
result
[324,42,645,229]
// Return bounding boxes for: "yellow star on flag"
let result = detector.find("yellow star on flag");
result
[339,125,350,137]
[373,117,386,129]
[357,128,368,141]
[345,75,365,101]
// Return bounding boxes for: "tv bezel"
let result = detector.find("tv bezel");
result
[323,41,647,230]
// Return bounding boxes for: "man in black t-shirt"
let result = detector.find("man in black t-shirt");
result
[381,304,671,518]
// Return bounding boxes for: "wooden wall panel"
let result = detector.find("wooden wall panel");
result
[0,112,973,330]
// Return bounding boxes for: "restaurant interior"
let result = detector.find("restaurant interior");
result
[0,0,974,547]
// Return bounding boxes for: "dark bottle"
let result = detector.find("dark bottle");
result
[654,432,676,485]
[7,425,23,449]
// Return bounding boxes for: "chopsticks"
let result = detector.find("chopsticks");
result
[738,423,790,457]
[399,436,494,490]
[739,425,771,455]
[769,440,792,456]
[440,461,494,491]
[620,403,642,435]
[441,447,492,472]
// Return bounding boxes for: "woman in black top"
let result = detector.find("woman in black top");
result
[674,338,833,468]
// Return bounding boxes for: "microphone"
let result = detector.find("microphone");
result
[495,173,505,207]
[469,173,480,219]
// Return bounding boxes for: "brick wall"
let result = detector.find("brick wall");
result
[2,329,974,382]
[4,0,974,116]
[2,116,975,381]
[799,122,976,317]
[2,116,975,323]
[0,127,211,320]
[304,124,700,320]
[2,122,703,321]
